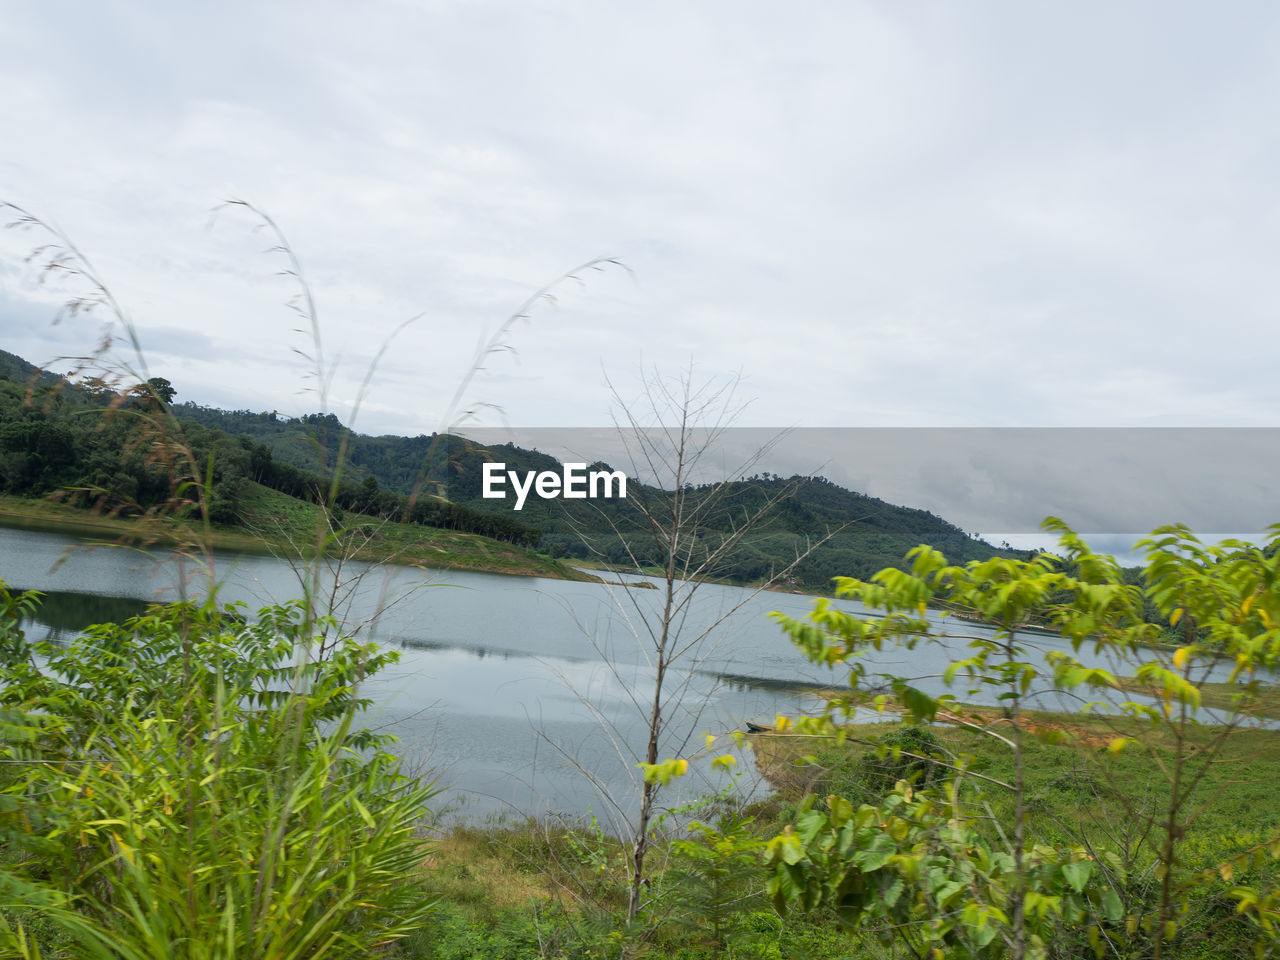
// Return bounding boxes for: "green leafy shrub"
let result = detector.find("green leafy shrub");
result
[0,585,437,958]
[858,724,943,796]
[766,521,1280,959]
[665,809,769,956]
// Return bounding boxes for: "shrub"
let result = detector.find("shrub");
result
[859,724,943,796]
[0,585,437,958]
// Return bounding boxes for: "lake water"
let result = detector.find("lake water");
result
[0,525,1247,829]
[0,526,851,827]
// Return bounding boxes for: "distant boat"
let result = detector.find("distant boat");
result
[745,721,775,734]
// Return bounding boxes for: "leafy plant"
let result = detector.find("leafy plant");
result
[765,520,1280,959]
[665,805,768,955]
[0,587,437,958]
[857,725,944,798]
[764,785,1123,960]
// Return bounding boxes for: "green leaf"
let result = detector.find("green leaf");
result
[972,915,997,948]
[894,683,938,722]
[1063,860,1091,894]
[766,832,806,866]
[883,875,904,908]
[852,833,896,872]
[1101,886,1123,920]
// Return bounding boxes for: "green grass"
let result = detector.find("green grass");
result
[398,818,868,960]
[753,711,1280,837]
[0,487,602,583]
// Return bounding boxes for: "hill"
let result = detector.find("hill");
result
[170,403,1022,586]
[0,349,61,387]
[0,350,1021,587]
[0,355,587,581]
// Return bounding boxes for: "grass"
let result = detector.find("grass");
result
[424,819,629,914]
[0,487,602,583]
[1111,674,1280,720]
[750,709,1280,860]
[396,817,867,960]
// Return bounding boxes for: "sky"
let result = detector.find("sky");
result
[1,2,1277,542]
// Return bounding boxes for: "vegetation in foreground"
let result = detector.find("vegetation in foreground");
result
[745,521,1280,959]
[0,591,437,958]
[409,700,1280,960]
[5,515,1280,959]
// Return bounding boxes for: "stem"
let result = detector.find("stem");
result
[1153,611,1195,960]
[1009,637,1027,960]
[628,479,682,922]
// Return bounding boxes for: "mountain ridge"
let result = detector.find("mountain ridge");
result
[169,401,1022,584]
[0,349,1023,586]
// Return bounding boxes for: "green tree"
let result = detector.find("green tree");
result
[146,375,176,406]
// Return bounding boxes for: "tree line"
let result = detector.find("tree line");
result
[0,359,541,548]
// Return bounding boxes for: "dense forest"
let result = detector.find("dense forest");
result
[0,350,541,548]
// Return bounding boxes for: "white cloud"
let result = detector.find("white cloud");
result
[1,0,1277,438]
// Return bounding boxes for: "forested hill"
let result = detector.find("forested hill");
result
[171,402,1021,585]
[0,360,544,552]
[0,349,60,387]
[0,349,1019,586]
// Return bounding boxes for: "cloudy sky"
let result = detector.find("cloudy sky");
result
[2,2,1277,450]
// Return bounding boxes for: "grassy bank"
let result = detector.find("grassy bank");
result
[752,712,1280,818]
[0,488,602,583]
[1107,674,1280,718]
[399,816,863,960]
[405,702,1280,959]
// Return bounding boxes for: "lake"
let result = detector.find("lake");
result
[0,525,1243,829]
[0,526,853,827]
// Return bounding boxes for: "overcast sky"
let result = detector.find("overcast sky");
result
[2,3,1278,452]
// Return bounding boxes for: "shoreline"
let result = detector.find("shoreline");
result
[0,494,604,585]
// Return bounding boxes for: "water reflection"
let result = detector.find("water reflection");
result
[14,587,150,643]
[0,528,823,824]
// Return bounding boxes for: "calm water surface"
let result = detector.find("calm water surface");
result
[0,526,1244,826]
[0,527,844,825]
